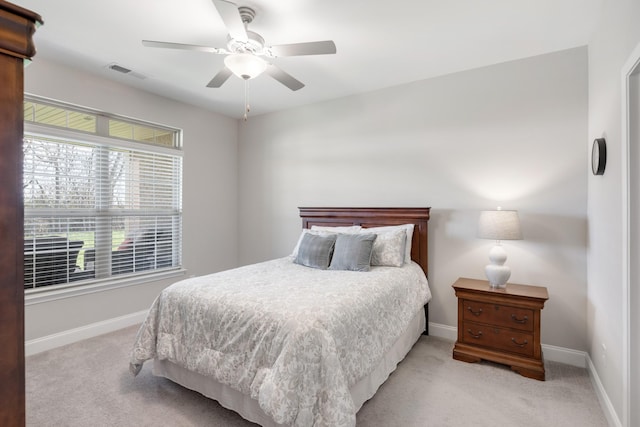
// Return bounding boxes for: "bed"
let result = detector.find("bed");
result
[130,207,431,427]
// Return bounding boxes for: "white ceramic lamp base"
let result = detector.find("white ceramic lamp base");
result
[485,243,511,288]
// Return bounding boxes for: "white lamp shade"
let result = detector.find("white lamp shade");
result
[224,53,267,80]
[477,210,522,241]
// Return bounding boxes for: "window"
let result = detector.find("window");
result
[23,97,183,291]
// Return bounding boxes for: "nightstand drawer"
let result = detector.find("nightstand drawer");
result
[462,299,534,332]
[462,321,534,357]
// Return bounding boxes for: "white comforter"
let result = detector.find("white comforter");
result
[130,257,430,427]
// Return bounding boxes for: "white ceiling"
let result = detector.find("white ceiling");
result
[16,0,602,119]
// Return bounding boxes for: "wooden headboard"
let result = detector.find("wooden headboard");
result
[298,207,431,278]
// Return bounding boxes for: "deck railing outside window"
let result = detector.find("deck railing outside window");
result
[23,96,183,291]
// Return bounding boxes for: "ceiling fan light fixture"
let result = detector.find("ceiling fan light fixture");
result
[224,53,267,80]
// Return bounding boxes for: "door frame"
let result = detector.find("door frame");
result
[621,40,640,427]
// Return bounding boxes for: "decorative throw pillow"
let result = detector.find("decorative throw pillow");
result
[291,229,312,257]
[291,229,329,257]
[361,224,414,264]
[293,233,337,269]
[370,228,407,267]
[329,233,377,272]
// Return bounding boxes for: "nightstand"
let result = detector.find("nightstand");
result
[452,277,549,380]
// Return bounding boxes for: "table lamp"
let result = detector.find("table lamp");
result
[477,208,522,288]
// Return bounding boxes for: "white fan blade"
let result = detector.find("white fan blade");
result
[142,40,226,54]
[212,0,248,42]
[269,40,336,57]
[206,67,233,88]
[265,64,304,91]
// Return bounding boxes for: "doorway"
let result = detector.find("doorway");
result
[623,41,640,427]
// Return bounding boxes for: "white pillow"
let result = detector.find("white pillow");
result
[370,228,406,267]
[361,224,414,264]
[310,225,361,233]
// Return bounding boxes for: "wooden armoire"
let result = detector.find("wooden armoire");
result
[0,2,42,426]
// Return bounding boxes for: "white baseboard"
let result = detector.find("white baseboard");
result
[541,343,587,368]
[587,354,622,427]
[428,322,457,341]
[25,310,147,356]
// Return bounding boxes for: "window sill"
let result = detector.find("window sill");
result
[25,268,187,306]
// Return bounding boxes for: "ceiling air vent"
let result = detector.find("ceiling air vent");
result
[109,63,131,74]
[106,63,147,79]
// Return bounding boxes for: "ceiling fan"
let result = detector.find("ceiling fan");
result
[142,0,337,92]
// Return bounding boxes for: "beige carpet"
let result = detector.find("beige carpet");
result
[26,325,608,426]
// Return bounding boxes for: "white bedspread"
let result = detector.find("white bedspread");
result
[130,257,430,427]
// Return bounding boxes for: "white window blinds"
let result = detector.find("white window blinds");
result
[23,97,182,291]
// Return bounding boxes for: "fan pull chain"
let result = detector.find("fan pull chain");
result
[243,78,250,121]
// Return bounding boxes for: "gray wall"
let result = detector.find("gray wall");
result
[587,0,640,423]
[23,58,239,340]
[238,47,588,351]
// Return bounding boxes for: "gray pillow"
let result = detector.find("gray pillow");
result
[293,233,337,269]
[329,233,377,272]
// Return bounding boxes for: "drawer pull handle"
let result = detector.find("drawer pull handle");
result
[467,307,483,316]
[467,329,483,339]
[511,338,528,347]
[511,314,529,324]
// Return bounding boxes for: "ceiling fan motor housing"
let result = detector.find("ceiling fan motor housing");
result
[227,30,265,54]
